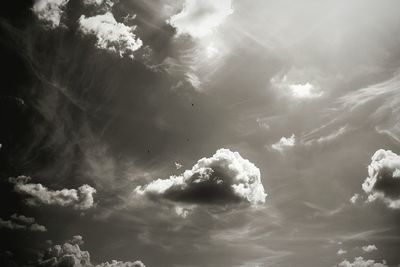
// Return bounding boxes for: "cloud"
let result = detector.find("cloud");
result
[362,245,378,253]
[337,249,347,255]
[338,257,387,267]
[271,134,296,152]
[97,260,145,267]
[350,193,360,204]
[82,0,111,7]
[9,176,96,210]
[78,12,143,58]
[135,148,267,206]
[174,162,183,170]
[362,149,400,209]
[32,0,70,28]
[339,71,400,142]
[67,235,84,246]
[168,0,233,38]
[270,75,322,99]
[0,214,47,232]
[39,237,145,267]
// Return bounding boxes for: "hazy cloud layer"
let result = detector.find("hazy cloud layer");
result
[168,0,233,37]
[10,176,96,210]
[78,12,143,58]
[39,237,145,267]
[338,257,388,267]
[362,149,400,209]
[0,214,46,232]
[32,0,70,28]
[135,148,266,206]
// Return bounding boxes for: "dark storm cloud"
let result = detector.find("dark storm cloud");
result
[135,148,266,206]
[361,149,400,209]
[0,213,46,232]
[39,236,145,267]
[9,176,96,210]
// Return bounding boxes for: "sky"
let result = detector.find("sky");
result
[1,0,400,266]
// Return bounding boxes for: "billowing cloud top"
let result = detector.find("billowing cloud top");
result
[9,176,96,210]
[168,0,233,37]
[362,149,400,209]
[338,256,388,267]
[135,148,267,206]
[39,237,145,267]
[78,12,143,58]
[32,0,70,28]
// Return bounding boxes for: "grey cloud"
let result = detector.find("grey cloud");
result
[362,149,400,209]
[67,235,84,246]
[362,245,378,253]
[32,0,70,28]
[338,257,388,267]
[39,237,145,267]
[9,176,96,210]
[78,12,143,58]
[82,0,112,8]
[0,214,47,232]
[135,148,267,206]
[10,213,35,224]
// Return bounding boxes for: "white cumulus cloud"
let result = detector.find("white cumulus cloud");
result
[32,0,70,28]
[39,237,145,267]
[9,176,96,210]
[271,134,296,152]
[271,75,322,99]
[135,148,267,206]
[168,0,233,38]
[362,245,378,253]
[362,149,400,209]
[338,257,387,267]
[78,12,143,58]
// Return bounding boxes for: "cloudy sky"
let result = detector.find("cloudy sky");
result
[1,0,400,266]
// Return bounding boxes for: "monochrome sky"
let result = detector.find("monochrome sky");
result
[1,0,400,266]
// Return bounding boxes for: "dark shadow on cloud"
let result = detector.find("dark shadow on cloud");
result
[164,169,243,205]
[362,149,400,209]
[372,166,400,200]
[135,148,267,207]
